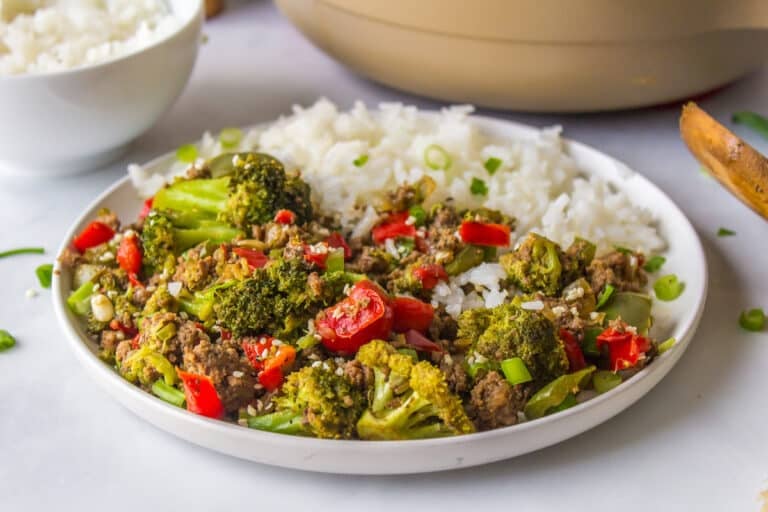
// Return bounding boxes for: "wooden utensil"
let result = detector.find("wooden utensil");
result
[205,0,224,18]
[680,102,768,220]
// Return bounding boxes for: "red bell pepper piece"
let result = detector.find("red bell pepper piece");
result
[109,319,138,338]
[458,221,510,247]
[233,247,269,269]
[73,221,115,253]
[258,366,284,391]
[117,233,142,276]
[412,264,448,291]
[391,296,434,333]
[596,327,651,371]
[303,243,330,269]
[177,370,224,418]
[316,280,393,354]
[139,197,154,220]
[372,212,416,245]
[559,329,587,371]
[130,333,141,350]
[263,345,296,373]
[404,329,444,353]
[326,232,352,260]
[274,209,296,225]
[242,336,274,371]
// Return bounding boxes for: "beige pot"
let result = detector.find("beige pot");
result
[276,0,768,112]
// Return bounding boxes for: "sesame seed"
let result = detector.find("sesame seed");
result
[256,400,264,411]
[311,361,322,368]
[590,312,600,320]
[521,300,544,311]
[253,384,264,391]
[335,367,344,376]
[247,405,258,416]
[405,216,416,226]
[272,339,282,346]
[264,402,274,411]
[570,306,579,316]
[238,418,248,427]
[25,288,38,299]
[551,305,567,317]
[232,370,244,378]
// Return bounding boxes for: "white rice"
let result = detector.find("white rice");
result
[0,0,178,76]
[129,98,665,316]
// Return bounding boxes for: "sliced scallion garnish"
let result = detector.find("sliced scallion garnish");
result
[484,157,502,175]
[470,177,488,196]
[654,274,684,301]
[614,245,633,255]
[717,227,736,237]
[35,263,53,289]
[151,380,186,407]
[643,255,666,273]
[176,144,198,164]
[739,308,765,332]
[325,248,345,273]
[408,205,426,226]
[219,127,243,149]
[657,337,676,354]
[424,144,451,171]
[0,247,45,259]
[0,329,16,352]
[500,357,532,385]
[353,155,369,167]
[732,111,768,140]
[596,284,615,310]
[593,371,622,394]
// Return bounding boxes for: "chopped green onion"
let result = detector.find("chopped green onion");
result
[397,348,419,362]
[467,361,491,380]
[739,308,765,332]
[151,380,186,407]
[325,248,345,273]
[0,247,45,259]
[732,111,768,140]
[470,177,488,196]
[67,281,95,315]
[297,333,319,351]
[353,155,369,167]
[483,157,502,175]
[0,329,16,352]
[408,205,427,226]
[549,393,578,414]
[500,357,533,385]
[593,371,622,394]
[654,274,684,301]
[219,128,243,149]
[395,237,415,257]
[657,337,676,354]
[717,227,736,237]
[424,144,452,171]
[614,245,633,255]
[596,284,615,310]
[643,255,666,273]
[176,144,198,163]
[581,327,603,357]
[35,263,53,289]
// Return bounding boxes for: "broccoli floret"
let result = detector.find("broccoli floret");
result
[247,364,365,439]
[562,237,596,283]
[139,312,181,360]
[213,257,345,338]
[463,302,569,385]
[454,308,494,350]
[500,233,565,296]
[216,152,314,227]
[118,345,177,388]
[142,284,178,316]
[355,340,475,440]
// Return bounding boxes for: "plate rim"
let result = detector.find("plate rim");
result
[51,112,709,472]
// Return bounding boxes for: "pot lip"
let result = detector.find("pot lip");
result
[308,0,768,44]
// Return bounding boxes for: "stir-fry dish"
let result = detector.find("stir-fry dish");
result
[61,152,668,440]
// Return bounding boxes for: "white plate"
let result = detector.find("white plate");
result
[52,115,707,474]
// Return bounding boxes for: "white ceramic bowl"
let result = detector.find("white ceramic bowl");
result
[0,0,204,176]
[52,114,707,474]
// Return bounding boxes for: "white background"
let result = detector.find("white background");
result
[2,1,768,510]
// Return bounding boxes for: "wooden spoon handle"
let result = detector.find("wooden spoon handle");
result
[679,102,768,220]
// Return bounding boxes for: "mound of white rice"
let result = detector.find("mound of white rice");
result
[0,0,178,75]
[129,99,664,316]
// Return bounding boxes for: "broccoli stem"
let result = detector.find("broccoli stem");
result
[173,223,242,251]
[153,177,230,216]
[67,281,95,315]
[247,410,307,435]
[151,380,186,407]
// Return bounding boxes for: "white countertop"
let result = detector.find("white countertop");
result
[2,1,768,510]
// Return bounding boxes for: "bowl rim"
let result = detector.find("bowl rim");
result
[0,0,204,82]
[51,112,708,456]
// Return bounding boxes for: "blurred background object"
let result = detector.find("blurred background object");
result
[276,0,768,112]
[206,0,224,18]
